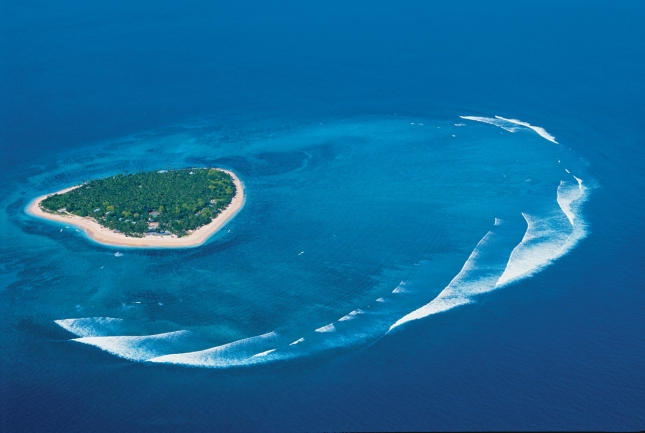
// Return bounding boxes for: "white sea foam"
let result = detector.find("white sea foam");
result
[389,230,498,331]
[252,349,276,357]
[460,115,558,144]
[114,252,124,257]
[315,323,336,333]
[55,317,124,337]
[392,281,407,293]
[391,297,472,329]
[289,338,305,345]
[73,330,190,362]
[573,176,583,191]
[494,218,503,226]
[375,297,385,302]
[496,177,586,288]
[339,309,365,321]
[460,116,520,133]
[495,213,567,286]
[389,177,587,333]
[557,182,576,226]
[147,332,279,367]
[495,116,558,144]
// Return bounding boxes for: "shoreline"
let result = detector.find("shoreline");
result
[26,169,245,248]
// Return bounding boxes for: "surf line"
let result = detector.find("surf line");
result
[495,176,586,288]
[388,174,588,333]
[460,115,558,144]
[387,229,496,332]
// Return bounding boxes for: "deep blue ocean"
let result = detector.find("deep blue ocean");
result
[1,1,644,431]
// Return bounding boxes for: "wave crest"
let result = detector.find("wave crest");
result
[460,115,558,144]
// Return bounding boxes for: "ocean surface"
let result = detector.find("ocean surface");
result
[1,1,644,431]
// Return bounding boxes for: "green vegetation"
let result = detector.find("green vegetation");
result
[40,168,237,237]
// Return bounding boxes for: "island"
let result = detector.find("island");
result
[26,168,244,248]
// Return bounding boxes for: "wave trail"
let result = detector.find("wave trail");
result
[73,331,190,362]
[252,349,276,357]
[557,180,578,226]
[390,175,588,332]
[147,332,280,367]
[496,177,586,287]
[315,323,336,333]
[338,309,365,322]
[460,115,558,144]
[389,229,504,331]
[55,317,124,337]
[460,116,519,132]
[494,116,558,144]
[495,213,568,286]
[392,281,407,293]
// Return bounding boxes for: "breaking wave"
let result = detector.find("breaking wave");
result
[339,309,365,322]
[460,115,558,144]
[389,230,502,331]
[496,177,586,287]
[315,323,336,333]
[389,174,587,331]
[147,332,280,367]
[55,317,125,337]
[73,331,191,362]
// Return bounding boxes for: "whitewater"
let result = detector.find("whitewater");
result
[460,115,559,144]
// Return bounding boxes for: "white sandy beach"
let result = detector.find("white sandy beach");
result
[26,169,244,248]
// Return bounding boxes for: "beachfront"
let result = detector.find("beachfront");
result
[26,170,244,248]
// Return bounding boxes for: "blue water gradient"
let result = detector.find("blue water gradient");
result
[1,1,644,431]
